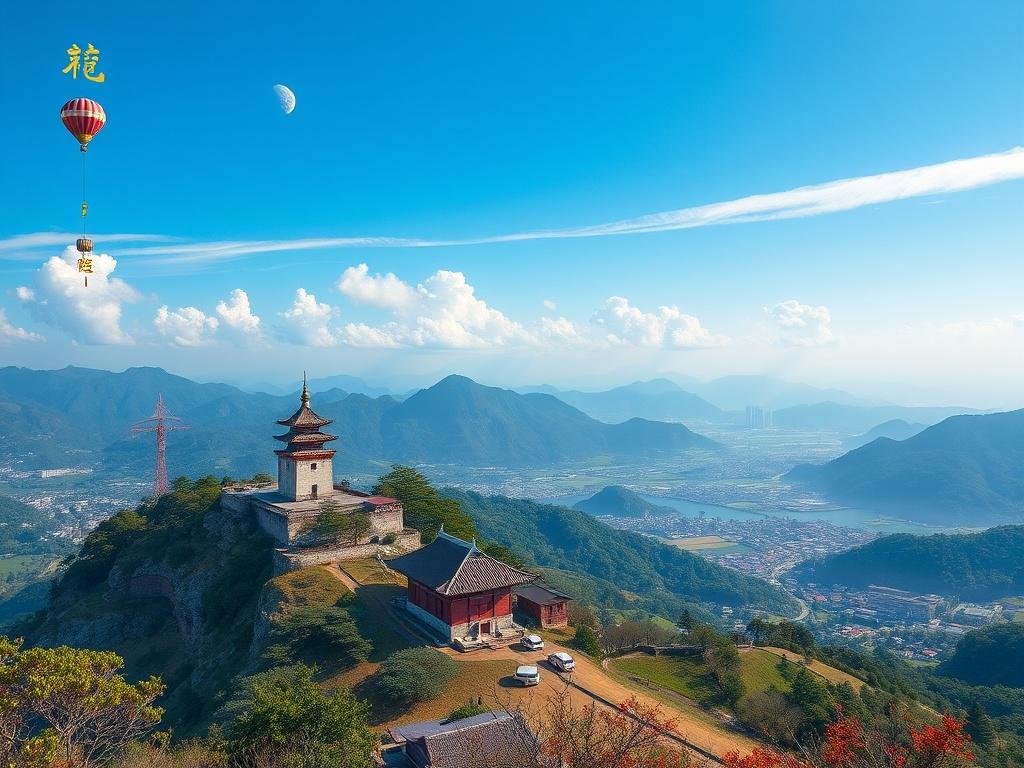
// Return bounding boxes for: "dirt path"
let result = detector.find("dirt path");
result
[439,641,757,760]
[325,563,360,591]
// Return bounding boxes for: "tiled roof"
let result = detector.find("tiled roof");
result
[386,530,536,596]
[389,712,507,744]
[420,712,540,768]
[364,495,399,506]
[514,583,573,605]
[273,430,337,445]
[276,402,333,428]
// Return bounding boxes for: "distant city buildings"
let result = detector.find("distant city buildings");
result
[745,405,773,428]
[865,585,941,621]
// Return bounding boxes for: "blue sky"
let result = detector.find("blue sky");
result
[2,1,1023,405]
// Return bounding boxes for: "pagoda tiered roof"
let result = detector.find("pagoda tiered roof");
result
[274,376,337,456]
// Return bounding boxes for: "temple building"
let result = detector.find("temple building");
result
[514,584,572,628]
[386,529,537,648]
[222,376,419,572]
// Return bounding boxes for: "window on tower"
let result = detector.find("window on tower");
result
[311,463,317,470]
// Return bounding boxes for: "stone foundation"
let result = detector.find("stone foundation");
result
[272,529,421,574]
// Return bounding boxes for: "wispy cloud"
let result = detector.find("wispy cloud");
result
[5,147,1023,267]
[0,232,175,260]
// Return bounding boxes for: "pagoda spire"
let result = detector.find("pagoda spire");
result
[274,374,337,456]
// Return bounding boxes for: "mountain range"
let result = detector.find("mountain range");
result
[0,367,719,478]
[771,402,978,435]
[788,409,1024,523]
[841,419,927,450]
[543,379,723,423]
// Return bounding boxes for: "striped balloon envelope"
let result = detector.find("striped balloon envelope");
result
[60,97,106,151]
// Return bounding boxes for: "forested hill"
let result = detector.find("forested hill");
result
[787,409,1024,524]
[793,526,1024,600]
[444,489,798,616]
[573,485,675,517]
[939,623,1024,688]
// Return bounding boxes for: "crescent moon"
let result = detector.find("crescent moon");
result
[274,84,296,114]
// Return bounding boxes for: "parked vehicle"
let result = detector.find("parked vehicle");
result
[548,651,575,672]
[522,634,545,651]
[515,665,541,686]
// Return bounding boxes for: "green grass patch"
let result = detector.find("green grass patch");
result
[738,649,794,697]
[0,555,53,580]
[266,566,352,610]
[612,653,717,703]
[611,648,797,711]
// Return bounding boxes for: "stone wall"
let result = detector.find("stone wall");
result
[272,529,421,574]
[256,506,291,544]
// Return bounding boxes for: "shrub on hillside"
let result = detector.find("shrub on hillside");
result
[375,647,459,704]
[225,664,375,768]
[262,602,371,669]
[573,624,603,658]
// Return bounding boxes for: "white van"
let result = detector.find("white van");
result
[548,651,575,672]
[522,634,545,651]
[514,665,540,686]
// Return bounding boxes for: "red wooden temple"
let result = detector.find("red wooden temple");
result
[387,528,536,646]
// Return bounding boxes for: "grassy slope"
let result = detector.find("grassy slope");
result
[611,648,851,711]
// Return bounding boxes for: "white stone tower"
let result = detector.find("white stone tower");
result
[274,374,336,501]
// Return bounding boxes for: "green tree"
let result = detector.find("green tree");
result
[227,664,375,768]
[965,700,997,747]
[746,618,769,645]
[310,500,371,545]
[0,638,164,768]
[375,648,459,704]
[262,603,371,669]
[678,608,696,631]
[573,624,603,659]
[372,465,477,541]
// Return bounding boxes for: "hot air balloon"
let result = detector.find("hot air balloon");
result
[60,97,106,151]
[60,98,106,286]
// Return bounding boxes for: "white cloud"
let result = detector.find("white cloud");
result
[538,316,585,344]
[14,286,34,302]
[154,306,219,346]
[28,247,140,345]
[337,264,417,311]
[766,299,836,347]
[591,296,728,349]
[280,288,339,347]
[332,267,533,349]
[74,146,1024,267]
[215,288,262,336]
[543,299,557,311]
[0,307,44,343]
[339,322,403,348]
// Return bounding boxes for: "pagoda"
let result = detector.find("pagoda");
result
[274,373,336,502]
[219,374,421,573]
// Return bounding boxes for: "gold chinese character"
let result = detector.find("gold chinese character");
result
[77,256,93,274]
[83,43,105,83]
[62,44,82,79]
